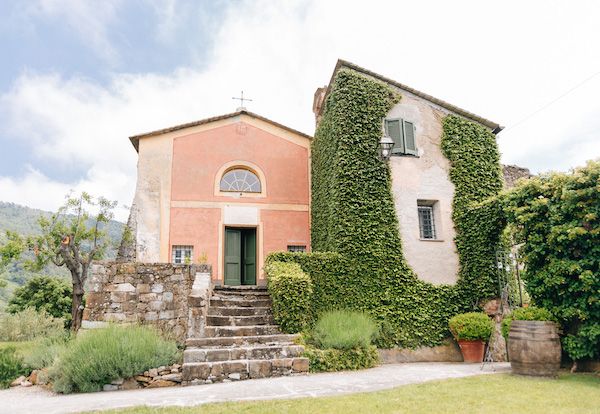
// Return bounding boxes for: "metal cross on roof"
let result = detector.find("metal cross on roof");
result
[232,90,253,111]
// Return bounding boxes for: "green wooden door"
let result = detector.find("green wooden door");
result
[224,228,241,286]
[242,229,256,285]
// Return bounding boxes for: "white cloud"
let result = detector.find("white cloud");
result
[28,0,121,63]
[1,0,600,219]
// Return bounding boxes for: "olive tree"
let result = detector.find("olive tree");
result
[3,193,117,332]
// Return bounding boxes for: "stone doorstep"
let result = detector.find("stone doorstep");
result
[208,306,272,317]
[182,357,310,382]
[213,286,269,295]
[204,325,282,337]
[183,344,305,363]
[185,334,300,348]
[206,315,275,327]
[209,298,272,308]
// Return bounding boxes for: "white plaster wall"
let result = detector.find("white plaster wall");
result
[134,135,173,262]
[388,93,460,285]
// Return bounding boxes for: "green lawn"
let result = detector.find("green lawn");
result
[99,373,599,414]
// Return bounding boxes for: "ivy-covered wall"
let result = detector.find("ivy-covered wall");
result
[269,68,504,348]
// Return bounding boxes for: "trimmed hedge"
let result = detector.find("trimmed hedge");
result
[303,345,380,372]
[264,261,313,333]
[448,312,494,341]
[501,307,557,339]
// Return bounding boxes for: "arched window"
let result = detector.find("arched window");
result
[220,168,262,193]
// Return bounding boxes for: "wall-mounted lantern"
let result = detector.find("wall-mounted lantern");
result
[379,134,394,161]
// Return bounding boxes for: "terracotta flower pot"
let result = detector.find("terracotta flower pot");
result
[457,339,485,363]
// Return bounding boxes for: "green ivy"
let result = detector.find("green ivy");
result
[267,69,503,348]
[264,261,313,333]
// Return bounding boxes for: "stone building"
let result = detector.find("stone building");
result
[313,60,503,285]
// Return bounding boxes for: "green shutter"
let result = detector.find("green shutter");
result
[385,119,405,154]
[403,120,418,155]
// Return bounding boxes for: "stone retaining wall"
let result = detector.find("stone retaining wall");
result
[83,262,212,342]
[378,341,463,363]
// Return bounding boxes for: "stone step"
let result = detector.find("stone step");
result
[211,292,270,301]
[214,286,268,293]
[210,297,271,308]
[184,344,304,363]
[208,306,271,317]
[204,325,281,337]
[206,315,274,326]
[185,334,299,348]
[182,357,309,383]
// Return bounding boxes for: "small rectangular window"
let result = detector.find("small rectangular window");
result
[172,245,193,264]
[287,245,307,253]
[418,206,436,240]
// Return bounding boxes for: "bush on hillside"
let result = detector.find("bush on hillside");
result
[0,307,65,342]
[501,307,557,339]
[0,346,28,389]
[265,260,313,333]
[7,276,72,326]
[50,325,180,393]
[448,312,493,341]
[313,310,378,350]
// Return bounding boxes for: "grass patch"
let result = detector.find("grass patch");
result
[96,373,599,414]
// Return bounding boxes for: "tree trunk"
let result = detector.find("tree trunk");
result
[70,280,85,332]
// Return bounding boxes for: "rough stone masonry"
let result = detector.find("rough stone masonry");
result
[83,262,211,342]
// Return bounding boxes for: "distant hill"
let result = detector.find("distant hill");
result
[0,201,125,310]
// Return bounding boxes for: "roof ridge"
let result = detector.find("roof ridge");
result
[128,110,312,151]
[326,59,502,133]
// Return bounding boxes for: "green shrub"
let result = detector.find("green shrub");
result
[504,160,600,361]
[448,312,493,341]
[313,310,377,350]
[7,276,73,326]
[22,332,72,370]
[0,307,65,341]
[265,260,313,333]
[501,307,556,339]
[0,346,28,389]
[50,325,179,393]
[303,345,379,372]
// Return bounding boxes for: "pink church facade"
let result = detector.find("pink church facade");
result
[128,111,311,286]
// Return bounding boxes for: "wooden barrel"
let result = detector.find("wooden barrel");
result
[508,320,561,376]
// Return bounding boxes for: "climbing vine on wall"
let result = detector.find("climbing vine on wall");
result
[268,69,504,348]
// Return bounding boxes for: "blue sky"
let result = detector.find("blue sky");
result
[1,0,599,220]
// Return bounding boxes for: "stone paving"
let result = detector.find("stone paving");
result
[0,362,510,414]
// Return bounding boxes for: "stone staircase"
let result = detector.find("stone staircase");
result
[182,286,309,385]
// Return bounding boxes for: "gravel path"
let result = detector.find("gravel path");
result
[0,362,510,414]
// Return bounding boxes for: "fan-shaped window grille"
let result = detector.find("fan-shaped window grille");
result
[220,168,261,193]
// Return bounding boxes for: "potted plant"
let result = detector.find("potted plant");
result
[449,312,493,363]
[502,307,560,377]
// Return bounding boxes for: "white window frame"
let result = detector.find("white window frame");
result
[172,245,193,264]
